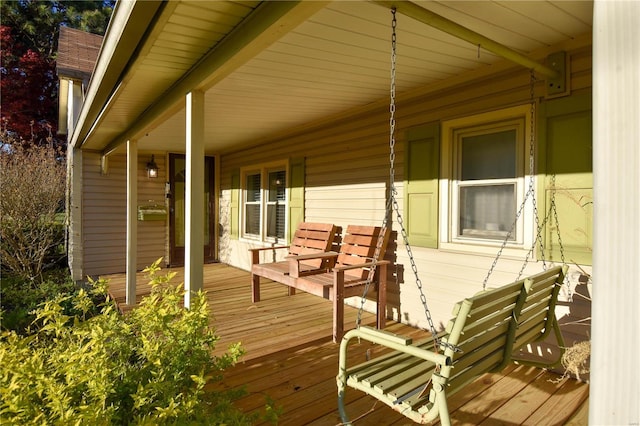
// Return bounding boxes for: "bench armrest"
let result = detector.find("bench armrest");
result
[249,245,290,266]
[333,259,390,272]
[286,251,339,261]
[249,245,290,253]
[287,251,339,278]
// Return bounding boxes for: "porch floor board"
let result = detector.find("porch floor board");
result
[105,263,589,425]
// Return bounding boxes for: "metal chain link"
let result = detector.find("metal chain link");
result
[356,8,454,352]
[516,70,548,280]
[356,10,397,328]
[550,173,572,301]
[529,70,547,270]
[550,174,566,265]
[482,70,545,288]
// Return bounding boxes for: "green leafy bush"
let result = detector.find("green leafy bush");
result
[0,268,80,333]
[0,260,256,425]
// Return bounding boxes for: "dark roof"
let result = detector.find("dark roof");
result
[57,26,103,79]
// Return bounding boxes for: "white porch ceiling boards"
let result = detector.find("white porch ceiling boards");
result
[82,1,593,154]
[81,0,261,151]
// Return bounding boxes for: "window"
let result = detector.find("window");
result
[454,127,520,241]
[241,165,287,242]
[441,105,532,250]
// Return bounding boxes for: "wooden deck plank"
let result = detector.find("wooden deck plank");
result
[450,365,542,425]
[521,376,590,426]
[478,369,572,425]
[564,398,589,426]
[104,263,589,425]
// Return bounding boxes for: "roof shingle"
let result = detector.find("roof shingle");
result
[57,26,103,79]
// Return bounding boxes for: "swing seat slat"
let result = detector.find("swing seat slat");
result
[337,265,568,426]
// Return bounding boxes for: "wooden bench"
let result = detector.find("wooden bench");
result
[289,225,391,342]
[337,265,568,426]
[250,222,340,302]
[251,224,391,343]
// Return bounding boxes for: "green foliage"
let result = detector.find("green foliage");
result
[1,0,113,143]
[0,268,79,333]
[0,0,114,56]
[0,259,257,425]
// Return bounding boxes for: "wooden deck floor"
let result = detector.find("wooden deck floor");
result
[106,263,589,425]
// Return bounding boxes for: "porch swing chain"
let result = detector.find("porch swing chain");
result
[356,8,445,350]
[519,70,549,279]
[480,71,571,302]
[550,173,572,301]
[355,9,397,330]
[482,70,548,290]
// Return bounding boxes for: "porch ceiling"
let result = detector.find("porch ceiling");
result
[78,0,593,155]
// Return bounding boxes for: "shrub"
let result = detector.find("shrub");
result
[0,268,79,333]
[0,260,256,425]
[0,130,66,281]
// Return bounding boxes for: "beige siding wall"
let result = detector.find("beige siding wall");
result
[219,44,592,364]
[82,151,167,277]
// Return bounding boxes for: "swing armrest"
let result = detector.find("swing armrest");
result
[340,326,451,367]
[357,324,413,345]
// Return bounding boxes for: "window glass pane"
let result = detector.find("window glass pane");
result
[461,130,516,180]
[267,170,286,239]
[459,184,516,240]
[174,158,185,247]
[242,166,288,241]
[268,170,286,202]
[244,172,261,236]
[267,204,286,239]
[204,160,210,242]
[245,205,260,235]
[246,173,261,202]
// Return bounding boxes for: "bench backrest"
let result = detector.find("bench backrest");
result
[290,222,340,269]
[433,266,565,401]
[336,225,390,279]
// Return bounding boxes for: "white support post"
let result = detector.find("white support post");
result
[66,147,84,283]
[591,1,640,424]
[184,90,205,308]
[126,140,138,305]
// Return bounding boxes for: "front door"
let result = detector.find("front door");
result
[168,154,216,266]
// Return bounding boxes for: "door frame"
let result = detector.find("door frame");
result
[168,153,217,266]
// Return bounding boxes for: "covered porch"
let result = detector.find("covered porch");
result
[106,263,589,425]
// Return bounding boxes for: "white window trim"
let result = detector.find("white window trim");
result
[439,105,536,257]
[240,161,289,244]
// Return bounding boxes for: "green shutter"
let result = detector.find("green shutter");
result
[230,169,240,240]
[288,157,305,244]
[539,93,592,265]
[404,123,440,248]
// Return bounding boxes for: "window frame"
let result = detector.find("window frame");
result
[440,105,535,255]
[240,161,288,243]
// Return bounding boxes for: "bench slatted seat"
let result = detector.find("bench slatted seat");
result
[250,222,340,303]
[337,265,568,426]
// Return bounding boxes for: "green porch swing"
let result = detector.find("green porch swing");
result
[336,8,571,426]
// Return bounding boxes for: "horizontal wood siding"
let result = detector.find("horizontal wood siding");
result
[136,153,168,269]
[82,152,167,276]
[218,46,591,364]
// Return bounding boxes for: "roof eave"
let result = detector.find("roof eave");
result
[69,0,164,150]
